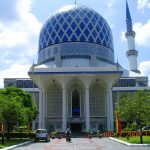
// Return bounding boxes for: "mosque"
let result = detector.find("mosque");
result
[4,1,149,133]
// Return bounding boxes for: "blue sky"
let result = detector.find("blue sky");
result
[0,0,150,87]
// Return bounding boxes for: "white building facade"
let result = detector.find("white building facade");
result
[28,4,123,132]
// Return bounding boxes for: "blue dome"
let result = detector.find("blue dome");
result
[39,5,113,51]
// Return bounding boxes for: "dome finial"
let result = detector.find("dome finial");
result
[74,0,77,5]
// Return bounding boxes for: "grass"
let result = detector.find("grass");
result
[0,138,31,149]
[116,136,150,144]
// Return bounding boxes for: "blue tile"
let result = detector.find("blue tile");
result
[87,12,92,18]
[62,35,68,41]
[96,37,101,44]
[66,27,72,35]
[71,21,76,30]
[51,18,57,26]
[88,35,94,42]
[71,11,76,17]
[43,29,47,36]
[55,24,59,31]
[48,26,53,34]
[75,16,81,23]
[92,29,97,37]
[80,22,85,29]
[63,13,69,18]
[71,34,77,41]
[96,24,100,32]
[58,29,63,37]
[88,23,93,30]
[63,22,68,30]
[45,34,49,41]
[102,27,106,35]
[84,28,90,37]
[59,17,64,23]
[83,16,89,24]
[51,31,56,39]
[100,33,103,40]
[103,40,107,47]
[80,35,86,41]
[55,36,59,44]
[75,28,81,37]
[67,16,72,23]
[92,17,96,24]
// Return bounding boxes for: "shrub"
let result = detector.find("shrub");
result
[0,132,36,139]
[51,132,57,139]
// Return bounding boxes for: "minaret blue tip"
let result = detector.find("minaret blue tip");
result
[126,0,133,32]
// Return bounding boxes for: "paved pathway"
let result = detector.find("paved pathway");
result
[13,138,150,150]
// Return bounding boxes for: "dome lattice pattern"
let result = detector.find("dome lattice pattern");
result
[39,5,113,51]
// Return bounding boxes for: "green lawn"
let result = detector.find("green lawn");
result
[0,138,31,149]
[116,136,150,144]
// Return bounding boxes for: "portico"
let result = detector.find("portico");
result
[29,66,122,132]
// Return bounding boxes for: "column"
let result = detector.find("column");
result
[32,121,35,130]
[42,89,46,129]
[39,88,43,129]
[85,87,90,130]
[106,87,114,131]
[62,87,67,131]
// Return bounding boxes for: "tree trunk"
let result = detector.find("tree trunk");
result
[7,121,10,140]
[140,126,143,144]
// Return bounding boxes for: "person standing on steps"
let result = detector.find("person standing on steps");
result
[65,128,71,142]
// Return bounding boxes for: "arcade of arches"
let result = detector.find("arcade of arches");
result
[38,77,113,133]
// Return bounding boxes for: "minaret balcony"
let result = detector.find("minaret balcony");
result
[125,31,135,38]
[126,50,138,57]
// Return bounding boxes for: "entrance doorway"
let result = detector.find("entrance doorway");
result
[72,89,80,117]
[70,123,82,133]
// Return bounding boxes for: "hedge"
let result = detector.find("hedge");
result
[0,132,36,139]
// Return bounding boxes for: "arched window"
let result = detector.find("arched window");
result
[47,83,62,117]
[72,89,80,117]
[90,83,106,117]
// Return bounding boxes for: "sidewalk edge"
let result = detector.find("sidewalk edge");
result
[109,137,150,147]
[1,140,33,150]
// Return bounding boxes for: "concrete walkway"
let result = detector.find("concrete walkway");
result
[11,138,150,150]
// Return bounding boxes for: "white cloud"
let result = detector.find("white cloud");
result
[0,64,31,88]
[106,0,115,9]
[0,22,28,47]
[137,0,150,10]
[121,31,126,41]
[0,0,42,48]
[0,0,42,88]
[133,20,150,47]
[121,20,150,48]
[139,61,150,85]
[56,5,76,13]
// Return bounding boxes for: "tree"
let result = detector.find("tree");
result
[0,86,38,135]
[116,90,150,144]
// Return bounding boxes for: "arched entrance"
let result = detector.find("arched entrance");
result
[67,79,84,134]
[72,89,80,117]
[71,89,82,133]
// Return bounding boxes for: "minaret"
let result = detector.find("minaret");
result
[125,0,140,73]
